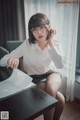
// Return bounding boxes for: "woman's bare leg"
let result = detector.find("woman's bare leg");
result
[53,91,65,120]
[43,73,64,120]
[36,73,65,120]
[37,82,46,91]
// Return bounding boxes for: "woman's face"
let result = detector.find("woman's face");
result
[31,25,49,42]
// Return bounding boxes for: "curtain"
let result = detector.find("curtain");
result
[66,5,79,101]
[0,0,26,47]
[24,0,79,101]
[0,0,19,46]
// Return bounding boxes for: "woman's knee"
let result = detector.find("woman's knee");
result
[47,73,62,89]
[45,73,62,96]
[56,91,65,106]
[37,82,46,91]
[45,86,57,97]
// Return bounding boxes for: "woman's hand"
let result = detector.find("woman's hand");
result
[48,29,56,40]
[7,57,19,68]
[47,28,56,47]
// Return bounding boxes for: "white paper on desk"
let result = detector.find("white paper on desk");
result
[0,69,34,99]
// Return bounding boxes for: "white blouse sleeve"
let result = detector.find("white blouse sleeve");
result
[0,40,26,67]
[48,40,66,69]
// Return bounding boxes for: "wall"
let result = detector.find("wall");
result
[75,82,80,99]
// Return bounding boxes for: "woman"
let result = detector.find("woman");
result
[0,13,65,120]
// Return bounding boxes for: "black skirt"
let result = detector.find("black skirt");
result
[30,70,54,84]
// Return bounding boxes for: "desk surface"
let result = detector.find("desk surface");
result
[0,86,58,120]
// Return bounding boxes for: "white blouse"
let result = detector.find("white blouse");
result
[0,40,64,75]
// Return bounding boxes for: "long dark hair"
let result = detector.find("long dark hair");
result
[28,13,50,44]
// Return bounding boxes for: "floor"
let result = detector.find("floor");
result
[35,101,80,120]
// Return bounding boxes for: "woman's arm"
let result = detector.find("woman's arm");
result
[49,40,65,68]
[0,40,26,68]
[48,29,66,69]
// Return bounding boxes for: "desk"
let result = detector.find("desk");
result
[0,86,58,120]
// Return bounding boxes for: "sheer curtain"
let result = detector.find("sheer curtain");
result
[24,0,79,101]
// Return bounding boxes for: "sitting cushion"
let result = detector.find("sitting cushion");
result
[0,47,13,81]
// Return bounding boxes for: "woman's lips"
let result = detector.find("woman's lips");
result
[38,36,43,38]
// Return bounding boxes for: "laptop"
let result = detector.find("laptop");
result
[0,69,34,99]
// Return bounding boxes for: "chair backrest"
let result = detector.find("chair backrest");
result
[0,46,13,81]
[5,41,23,52]
[0,41,24,81]
[6,41,24,71]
